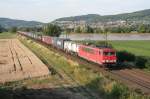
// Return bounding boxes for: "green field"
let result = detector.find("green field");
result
[110,41,150,57]
[0,32,16,39]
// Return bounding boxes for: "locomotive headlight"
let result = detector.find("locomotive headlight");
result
[106,60,109,62]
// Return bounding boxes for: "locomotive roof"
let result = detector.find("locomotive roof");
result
[87,44,113,49]
[82,44,115,51]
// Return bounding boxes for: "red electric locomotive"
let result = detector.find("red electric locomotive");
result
[78,45,117,65]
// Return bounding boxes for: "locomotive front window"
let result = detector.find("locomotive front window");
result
[103,52,115,56]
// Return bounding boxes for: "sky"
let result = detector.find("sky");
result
[0,0,150,23]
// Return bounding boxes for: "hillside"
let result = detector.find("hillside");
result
[54,9,150,23]
[55,14,101,23]
[0,18,44,28]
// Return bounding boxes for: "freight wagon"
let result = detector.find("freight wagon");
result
[37,34,42,41]
[64,41,80,53]
[42,36,52,45]
[52,37,70,49]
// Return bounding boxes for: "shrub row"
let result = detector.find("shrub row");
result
[117,51,150,69]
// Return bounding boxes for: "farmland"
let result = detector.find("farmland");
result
[110,40,150,57]
[0,39,49,83]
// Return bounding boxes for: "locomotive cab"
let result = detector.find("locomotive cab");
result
[102,48,117,64]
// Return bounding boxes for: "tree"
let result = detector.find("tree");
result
[74,26,82,33]
[84,25,94,33]
[145,25,150,33]
[9,27,17,33]
[0,25,5,33]
[64,28,72,34]
[0,25,2,33]
[43,24,61,37]
[138,24,146,33]
[94,28,103,33]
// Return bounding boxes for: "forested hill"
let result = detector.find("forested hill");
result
[0,18,44,28]
[54,9,150,23]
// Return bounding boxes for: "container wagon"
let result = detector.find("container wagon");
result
[64,41,80,53]
[52,37,70,49]
[42,36,52,45]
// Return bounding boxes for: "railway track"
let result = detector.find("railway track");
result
[110,70,150,95]
[21,36,150,95]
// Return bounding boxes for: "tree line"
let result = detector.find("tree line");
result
[0,25,6,33]
[1,23,150,36]
[0,25,18,33]
[14,23,150,36]
[72,24,150,34]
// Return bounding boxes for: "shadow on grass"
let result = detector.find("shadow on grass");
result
[0,87,71,99]
[0,81,100,99]
[0,77,130,99]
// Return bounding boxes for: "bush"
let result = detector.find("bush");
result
[9,27,17,33]
[117,51,150,70]
[43,24,61,37]
[108,84,128,99]
[145,59,150,70]
[117,51,135,62]
[135,56,147,69]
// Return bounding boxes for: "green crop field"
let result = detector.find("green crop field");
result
[110,41,150,57]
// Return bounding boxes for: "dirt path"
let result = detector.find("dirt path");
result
[0,39,49,83]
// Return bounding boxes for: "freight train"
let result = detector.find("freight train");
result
[18,31,117,66]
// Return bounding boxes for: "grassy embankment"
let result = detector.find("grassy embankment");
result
[19,36,149,99]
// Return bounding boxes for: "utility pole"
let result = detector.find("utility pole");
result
[105,30,108,47]
[66,30,68,39]
[104,25,108,47]
[106,30,108,47]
